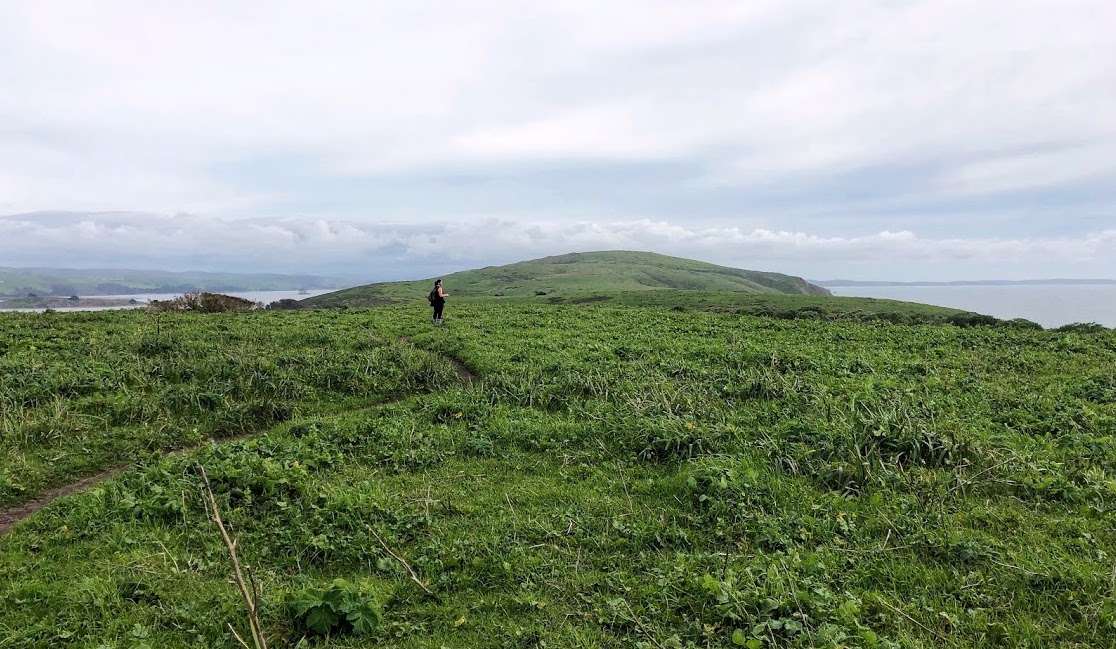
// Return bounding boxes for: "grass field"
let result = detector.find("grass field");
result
[0,309,459,508]
[2,298,1115,647]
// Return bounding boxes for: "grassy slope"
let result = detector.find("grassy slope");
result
[0,310,460,507]
[301,251,831,308]
[542,290,971,322]
[0,267,350,297]
[3,304,1116,647]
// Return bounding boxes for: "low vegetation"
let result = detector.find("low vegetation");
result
[0,308,458,508]
[2,297,1115,647]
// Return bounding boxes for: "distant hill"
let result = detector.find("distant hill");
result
[0,267,352,298]
[303,251,830,308]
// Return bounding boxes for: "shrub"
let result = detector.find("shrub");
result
[946,312,1002,328]
[1055,322,1108,334]
[148,292,260,313]
[1006,318,1043,330]
[266,299,305,310]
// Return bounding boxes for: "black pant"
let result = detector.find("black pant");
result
[433,302,444,320]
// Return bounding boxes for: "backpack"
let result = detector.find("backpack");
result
[428,289,438,305]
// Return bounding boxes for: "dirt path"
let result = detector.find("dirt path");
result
[446,354,477,387]
[0,467,126,536]
[400,335,478,387]
[0,341,479,537]
[0,428,305,537]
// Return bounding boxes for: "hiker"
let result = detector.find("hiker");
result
[429,279,448,324]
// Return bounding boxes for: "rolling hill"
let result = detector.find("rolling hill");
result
[302,251,831,308]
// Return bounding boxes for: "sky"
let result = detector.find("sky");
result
[1,1,1114,282]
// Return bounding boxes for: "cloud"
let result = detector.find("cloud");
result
[3,212,1113,281]
[0,1,1114,278]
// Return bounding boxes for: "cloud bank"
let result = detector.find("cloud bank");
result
[3,212,1113,281]
[1,1,1114,279]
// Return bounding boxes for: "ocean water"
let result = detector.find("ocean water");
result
[4,285,1114,329]
[828,284,1116,328]
[81,289,335,303]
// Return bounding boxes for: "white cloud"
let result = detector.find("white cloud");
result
[935,144,1113,197]
[0,1,1114,277]
[2,212,1113,281]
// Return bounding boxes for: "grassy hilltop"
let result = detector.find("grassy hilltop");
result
[303,250,985,326]
[303,250,831,308]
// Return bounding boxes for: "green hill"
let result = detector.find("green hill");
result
[303,251,830,307]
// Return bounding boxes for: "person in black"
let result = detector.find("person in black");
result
[431,279,448,325]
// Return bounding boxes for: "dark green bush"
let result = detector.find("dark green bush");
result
[946,312,1003,328]
[148,292,260,313]
[266,299,304,310]
[1055,322,1109,334]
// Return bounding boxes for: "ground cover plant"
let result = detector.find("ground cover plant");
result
[2,299,1116,647]
[0,309,459,508]
[530,289,978,325]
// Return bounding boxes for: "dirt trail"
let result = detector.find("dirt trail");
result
[447,354,477,387]
[400,335,478,387]
[0,341,479,537]
[0,468,126,536]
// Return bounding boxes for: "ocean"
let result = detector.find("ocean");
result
[4,285,1115,329]
[828,284,1116,328]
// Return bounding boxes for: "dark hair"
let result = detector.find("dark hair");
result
[434,279,442,286]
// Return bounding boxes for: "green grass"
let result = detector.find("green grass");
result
[2,300,1116,647]
[538,289,976,323]
[0,309,459,507]
[302,251,830,308]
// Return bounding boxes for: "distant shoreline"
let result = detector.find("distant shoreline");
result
[0,287,315,300]
[816,279,1116,288]
[0,288,334,311]
[0,296,141,309]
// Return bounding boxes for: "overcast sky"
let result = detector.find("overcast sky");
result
[1,1,1114,281]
